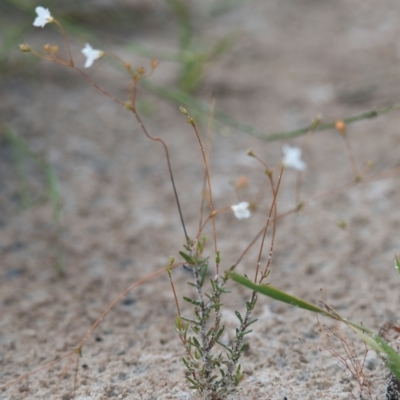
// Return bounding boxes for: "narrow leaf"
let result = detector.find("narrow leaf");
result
[179,251,194,264]
[235,311,243,324]
[183,296,201,307]
[230,272,330,316]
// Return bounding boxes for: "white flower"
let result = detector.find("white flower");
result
[33,6,54,28]
[81,43,104,68]
[282,145,306,171]
[231,201,251,220]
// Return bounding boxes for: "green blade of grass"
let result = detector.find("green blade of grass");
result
[143,80,400,141]
[230,271,400,381]
[348,325,400,382]
[230,271,373,333]
[229,272,331,316]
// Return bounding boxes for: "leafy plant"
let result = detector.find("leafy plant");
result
[172,243,255,399]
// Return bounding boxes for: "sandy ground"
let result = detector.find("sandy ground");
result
[1,1,400,399]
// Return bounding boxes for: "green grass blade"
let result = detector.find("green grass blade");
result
[349,325,400,382]
[142,80,400,142]
[229,272,330,316]
[230,272,373,334]
[231,271,400,380]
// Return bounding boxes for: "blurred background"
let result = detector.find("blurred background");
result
[1,1,400,398]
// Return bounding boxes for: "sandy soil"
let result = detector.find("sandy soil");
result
[1,1,400,399]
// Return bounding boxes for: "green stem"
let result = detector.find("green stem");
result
[142,80,400,141]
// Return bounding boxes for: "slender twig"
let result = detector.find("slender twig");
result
[129,99,189,242]
[0,352,74,389]
[53,19,74,66]
[341,133,361,179]
[198,97,215,233]
[74,68,125,106]
[254,166,284,283]
[187,117,219,274]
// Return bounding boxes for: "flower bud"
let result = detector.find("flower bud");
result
[151,59,159,69]
[136,66,145,75]
[124,101,134,110]
[335,120,346,135]
[247,149,255,157]
[19,44,31,52]
[236,175,248,189]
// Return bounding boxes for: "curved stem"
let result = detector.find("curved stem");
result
[128,87,188,242]
[53,19,74,67]
[75,67,125,106]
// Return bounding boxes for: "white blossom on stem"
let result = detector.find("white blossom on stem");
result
[231,201,251,220]
[81,43,104,68]
[33,7,54,28]
[282,145,306,171]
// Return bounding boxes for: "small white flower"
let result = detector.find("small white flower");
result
[33,6,54,28]
[282,145,306,171]
[81,43,104,68]
[231,201,251,220]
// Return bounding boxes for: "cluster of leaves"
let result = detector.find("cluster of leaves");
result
[174,240,257,399]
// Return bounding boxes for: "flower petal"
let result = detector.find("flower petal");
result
[231,201,251,220]
[282,145,306,171]
[33,6,53,28]
[81,43,104,68]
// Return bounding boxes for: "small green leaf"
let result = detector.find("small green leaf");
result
[192,336,201,348]
[183,296,201,306]
[199,261,208,287]
[192,325,200,333]
[186,376,200,389]
[217,340,232,352]
[179,251,194,264]
[174,316,184,331]
[181,316,200,325]
[246,318,258,327]
[215,326,225,342]
[235,311,243,324]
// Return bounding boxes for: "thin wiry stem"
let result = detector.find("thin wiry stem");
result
[341,133,360,179]
[129,95,188,242]
[189,120,219,274]
[198,97,215,233]
[74,68,125,106]
[53,19,74,67]
[167,263,182,318]
[254,166,284,283]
